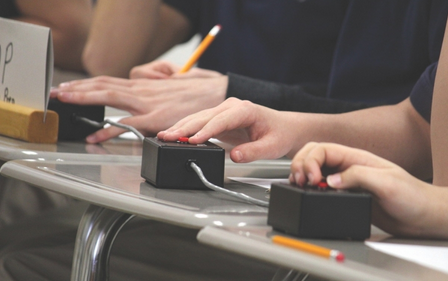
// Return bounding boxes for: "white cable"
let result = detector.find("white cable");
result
[190,162,269,207]
[76,116,145,141]
[78,116,267,206]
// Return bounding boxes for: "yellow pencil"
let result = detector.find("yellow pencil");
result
[179,24,221,73]
[272,235,345,262]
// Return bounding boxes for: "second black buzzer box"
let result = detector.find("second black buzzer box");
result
[268,182,372,240]
[141,137,225,189]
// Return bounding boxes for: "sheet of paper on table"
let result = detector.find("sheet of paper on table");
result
[365,241,448,275]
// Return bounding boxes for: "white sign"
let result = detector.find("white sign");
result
[0,17,53,117]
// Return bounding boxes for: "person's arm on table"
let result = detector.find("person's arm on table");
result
[50,74,229,141]
[158,96,431,179]
[288,22,448,239]
[130,61,374,113]
[14,0,92,71]
[52,59,430,173]
[82,1,191,77]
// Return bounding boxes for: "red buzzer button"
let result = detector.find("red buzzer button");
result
[317,181,328,188]
[178,137,189,143]
[335,252,345,262]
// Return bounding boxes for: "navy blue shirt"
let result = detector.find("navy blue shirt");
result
[329,1,446,105]
[165,0,448,112]
[0,0,20,18]
[165,0,349,93]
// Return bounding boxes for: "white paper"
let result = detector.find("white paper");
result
[366,241,448,275]
[228,177,290,189]
[0,18,53,114]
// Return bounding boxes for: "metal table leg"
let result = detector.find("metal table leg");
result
[70,204,134,281]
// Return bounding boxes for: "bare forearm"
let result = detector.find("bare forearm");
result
[83,1,191,78]
[289,99,432,179]
[432,24,448,185]
[15,0,92,71]
[83,0,161,77]
[142,4,193,63]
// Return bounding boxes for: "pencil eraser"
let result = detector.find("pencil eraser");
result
[335,252,345,262]
[267,183,372,240]
[141,137,225,189]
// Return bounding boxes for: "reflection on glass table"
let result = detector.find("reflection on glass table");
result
[0,157,291,281]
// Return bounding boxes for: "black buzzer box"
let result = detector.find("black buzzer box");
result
[141,137,225,189]
[268,182,372,240]
[48,99,104,141]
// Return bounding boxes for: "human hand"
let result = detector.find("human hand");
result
[158,98,305,163]
[130,60,223,79]
[51,75,228,143]
[290,142,448,238]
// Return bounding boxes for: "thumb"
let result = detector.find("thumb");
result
[230,139,284,163]
[86,116,144,143]
[86,126,127,143]
[326,165,394,198]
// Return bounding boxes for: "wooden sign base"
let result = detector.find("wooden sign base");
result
[0,101,58,143]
